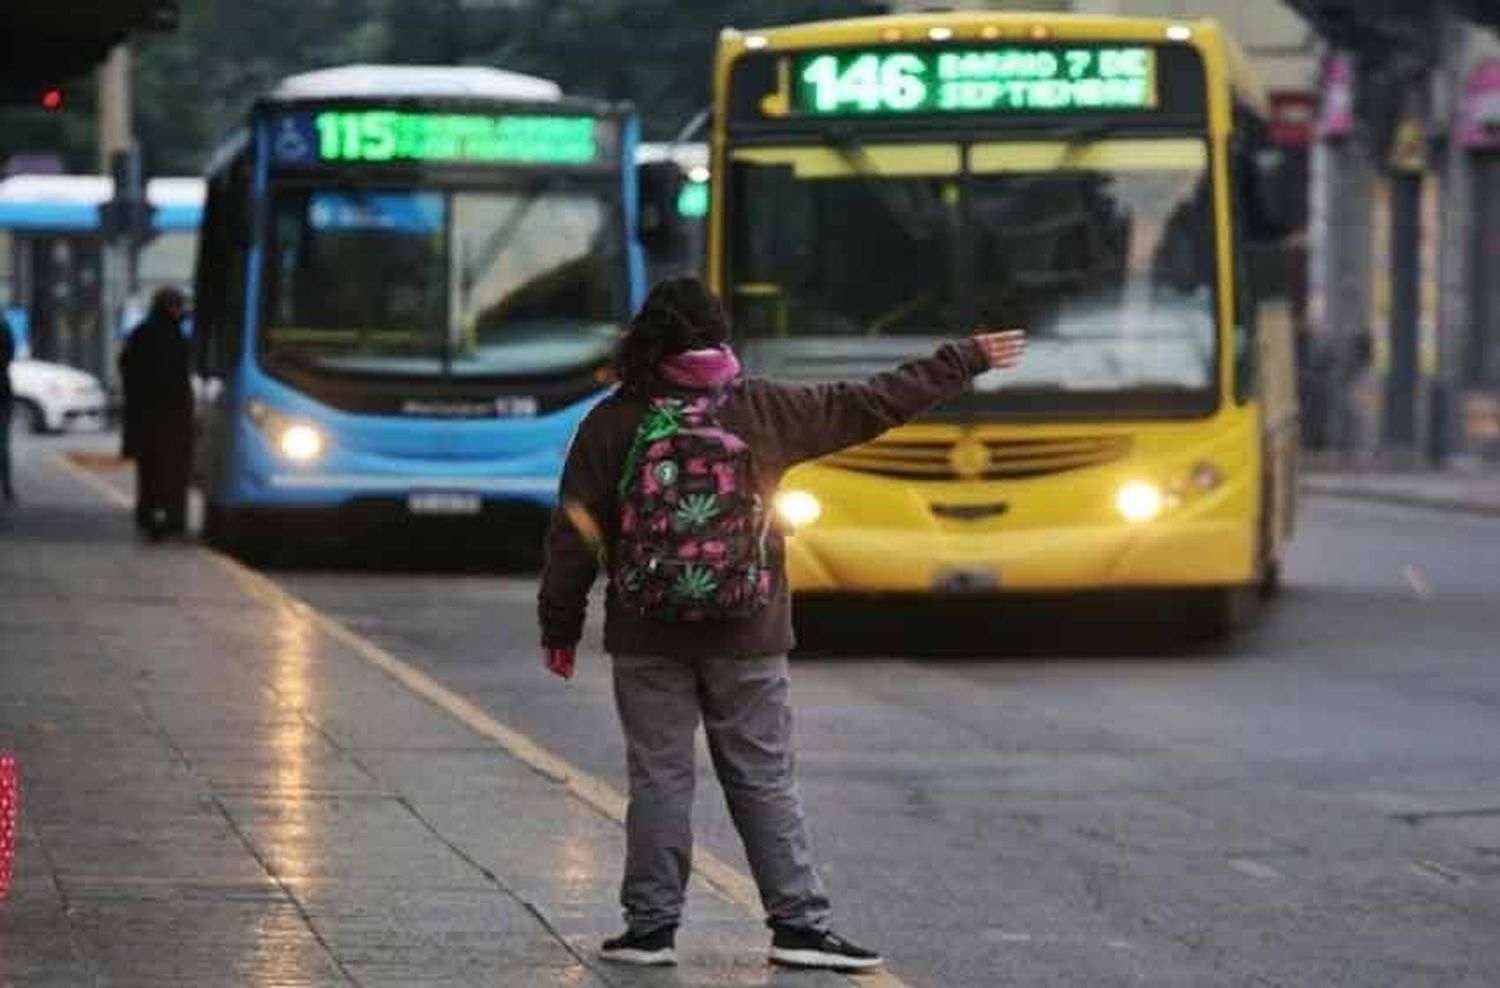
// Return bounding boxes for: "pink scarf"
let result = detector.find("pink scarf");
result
[660,346,742,390]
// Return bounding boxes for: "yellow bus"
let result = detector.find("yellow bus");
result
[708,12,1300,634]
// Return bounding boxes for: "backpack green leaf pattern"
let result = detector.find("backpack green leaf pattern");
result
[674,493,719,529]
[673,565,719,601]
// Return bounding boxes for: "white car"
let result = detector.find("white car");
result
[8,359,110,434]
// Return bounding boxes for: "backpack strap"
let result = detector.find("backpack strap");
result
[702,385,774,545]
[616,397,685,501]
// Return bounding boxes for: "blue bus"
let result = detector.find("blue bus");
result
[193,65,677,548]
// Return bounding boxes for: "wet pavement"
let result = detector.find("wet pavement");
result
[8,431,1500,987]
[0,438,854,987]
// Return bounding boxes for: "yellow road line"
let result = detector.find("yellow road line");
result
[55,451,133,508]
[53,451,909,988]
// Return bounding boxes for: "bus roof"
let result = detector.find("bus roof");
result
[724,12,1266,114]
[0,175,204,232]
[636,142,709,170]
[731,11,1209,47]
[268,64,564,104]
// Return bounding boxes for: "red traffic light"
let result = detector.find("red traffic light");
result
[39,87,65,112]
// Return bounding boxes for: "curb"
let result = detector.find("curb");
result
[1301,479,1500,519]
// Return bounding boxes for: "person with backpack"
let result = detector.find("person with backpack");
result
[538,276,1025,971]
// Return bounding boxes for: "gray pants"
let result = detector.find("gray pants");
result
[612,653,831,934]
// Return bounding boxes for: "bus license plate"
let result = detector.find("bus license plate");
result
[407,492,482,516]
[933,567,1000,593]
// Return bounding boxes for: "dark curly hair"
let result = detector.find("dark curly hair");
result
[617,277,731,395]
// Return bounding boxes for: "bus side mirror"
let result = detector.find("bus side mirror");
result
[637,160,686,261]
[1239,146,1302,243]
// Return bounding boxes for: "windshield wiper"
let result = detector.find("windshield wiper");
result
[959,121,1138,310]
[461,175,560,300]
[821,126,941,244]
[979,122,1133,206]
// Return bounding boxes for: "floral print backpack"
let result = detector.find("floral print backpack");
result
[614,393,774,621]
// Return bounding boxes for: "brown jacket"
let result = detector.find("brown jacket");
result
[537,340,990,659]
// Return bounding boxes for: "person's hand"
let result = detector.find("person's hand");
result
[973,329,1027,370]
[544,646,576,680]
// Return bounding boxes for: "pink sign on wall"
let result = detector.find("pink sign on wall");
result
[1319,53,1355,139]
[1459,59,1500,151]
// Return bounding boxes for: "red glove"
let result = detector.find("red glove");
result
[544,646,576,680]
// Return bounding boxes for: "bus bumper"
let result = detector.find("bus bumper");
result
[238,470,561,509]
[784,517,1257,594]
[215,392,578,513]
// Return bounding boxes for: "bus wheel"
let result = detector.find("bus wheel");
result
[1259,559,1283,600]
[205,506,277,565]
[1256,467,1281,601]
[1183,587,1256,642]
[203,502,241,554]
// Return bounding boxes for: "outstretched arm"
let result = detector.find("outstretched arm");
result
[748,330,1025,468]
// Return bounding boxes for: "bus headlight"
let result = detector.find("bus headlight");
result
[278,424,325,462]
[247,400,327,463]
[1115,481,1164,524]
[775,489,822,529]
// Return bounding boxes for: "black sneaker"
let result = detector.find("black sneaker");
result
[769,925,883,971]
[600,926,677,966]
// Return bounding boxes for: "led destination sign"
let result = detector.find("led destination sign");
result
[271,110,601,166]
[794,46,1157,116]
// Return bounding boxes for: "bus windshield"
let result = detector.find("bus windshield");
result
[728,138,1218,417]
[261,184,622,380]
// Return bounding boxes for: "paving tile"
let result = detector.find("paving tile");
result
[187,751,383,798]
[0,827,93,988]
[68,897,348,988]
[295,886,545,943]
[219,794,495,888]
[344,958,608,988]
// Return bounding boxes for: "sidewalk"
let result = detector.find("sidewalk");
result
[0,437,852,988]
[1302,465,1500,517]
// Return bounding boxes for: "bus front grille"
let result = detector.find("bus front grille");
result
[822,435,1132,481]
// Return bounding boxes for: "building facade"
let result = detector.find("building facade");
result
[1296,5,1500,464]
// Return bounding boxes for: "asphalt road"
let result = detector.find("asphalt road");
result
[243,495,1500,988]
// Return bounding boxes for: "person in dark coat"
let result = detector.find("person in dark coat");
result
[119,287,193,538]
[0,313,15,504]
